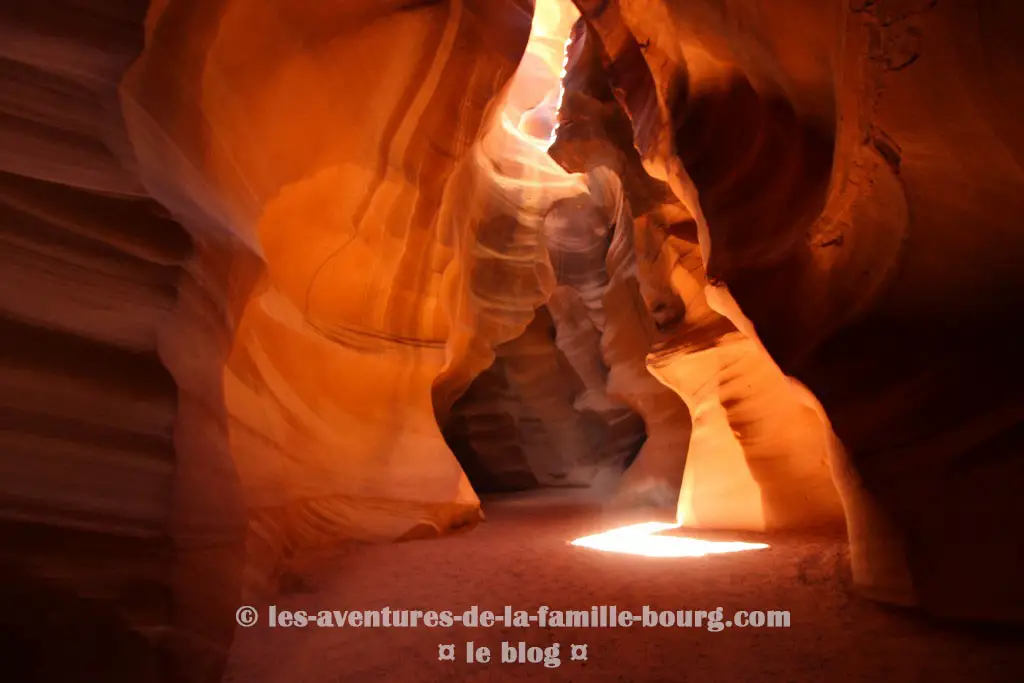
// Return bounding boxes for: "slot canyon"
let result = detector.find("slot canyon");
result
[2,0,1023,681]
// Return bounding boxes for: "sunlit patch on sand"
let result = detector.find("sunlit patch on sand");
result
[570,522,770,558]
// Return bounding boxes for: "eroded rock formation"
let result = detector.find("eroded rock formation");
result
[1,0,554,679]
[440,0,689,500]
[551,13,843,530]
[567,0,1024,621]
[0,1,242,680]
[3,0,1024,680]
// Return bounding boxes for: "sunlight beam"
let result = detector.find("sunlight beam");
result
[570,522,770,558]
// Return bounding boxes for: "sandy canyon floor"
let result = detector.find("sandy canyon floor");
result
[226,493,1024,683]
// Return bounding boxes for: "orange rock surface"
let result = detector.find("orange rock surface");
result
[570,0,1024,620]
[3,0,1024,680]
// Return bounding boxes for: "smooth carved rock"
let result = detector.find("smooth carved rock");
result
[447,301,645,490]
[5,7,1024,683]
[551,17,842,530]
[0,1,245,681]
[2,0,567,680]
[121,0,546,566]
[639,230,843,531]
[571,0,1024,620]
[445,1,695,504]
[597,184,692,509]
[441,0,666,495]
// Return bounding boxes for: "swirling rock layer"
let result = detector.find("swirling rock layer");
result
[0,1,244,680]
[551,14,843,530]
[5,2,1024,681]
[569,0,1024,620]
[1,0,561,680]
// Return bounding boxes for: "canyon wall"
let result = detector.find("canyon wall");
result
[0,0,555,680]
[567,0,1024,620]
[0,1,241,681]
[4,0,1024,681]
[439,0,692,501]
[551,12,844,531]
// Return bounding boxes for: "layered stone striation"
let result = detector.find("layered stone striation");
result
[568,0,1024,621]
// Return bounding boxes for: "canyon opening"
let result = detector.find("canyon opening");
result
[2,1,1023,682]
